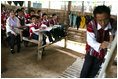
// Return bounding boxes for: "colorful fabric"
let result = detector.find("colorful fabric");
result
[80,16,86,29]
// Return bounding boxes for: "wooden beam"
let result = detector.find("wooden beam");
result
[106,46,117,77]
[38,37,66,49]
[23,37,39,44]
[98,34,117,78]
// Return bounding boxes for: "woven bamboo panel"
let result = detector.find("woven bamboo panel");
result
[67,27,86,43]
[59,57,84,78]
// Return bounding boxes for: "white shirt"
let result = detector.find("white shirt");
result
[6,17,21,34]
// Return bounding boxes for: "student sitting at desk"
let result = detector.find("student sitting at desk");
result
[16,9,25,26]
[37,16,41,23]
[26,10,35,24]
[40,13,53,42]
[29,15,46,45]
[6,10,21,54]
[17,9,29,47]
[50,14,66,40]
[37,10,42,19]
[21,8,29,19]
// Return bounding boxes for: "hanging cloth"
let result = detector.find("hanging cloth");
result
[80,16,86,29]
[18,1,24,6]
[13,1,18,6]
[76,16,81,30]
[72,15,77,28]
[7,1,12,5]
[68,12,72,26]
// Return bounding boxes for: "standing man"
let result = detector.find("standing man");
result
[80,5,116,78]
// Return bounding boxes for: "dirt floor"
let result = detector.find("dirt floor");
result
[1,41,117,78]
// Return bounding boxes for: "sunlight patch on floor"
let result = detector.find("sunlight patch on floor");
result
[54,39,86,54]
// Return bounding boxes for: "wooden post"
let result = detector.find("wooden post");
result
[106,46,117,77]
[19,29,23,41]
[64,1,71,24]
[49,1,50,9]
[64,1,71,48]
[68,1,71,12]
[64,36,68,48]
[28,1,31,14]
[37,32,43,61]
[64,25,69,48]
[82,1,84,14]
[103,1,105,5]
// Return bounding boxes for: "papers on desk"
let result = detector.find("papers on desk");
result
[51,25,62,28]
[35,27,52,32]
[25,24,31,26]
[40,27,52,31]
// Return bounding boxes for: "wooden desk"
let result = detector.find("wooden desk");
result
[18,24,68,61]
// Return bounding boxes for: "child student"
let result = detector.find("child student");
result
[16,9,25,26]
[26,10,35,24]
[50,14,66,40]
[37,10,42,19]
[29,15,46,45]
[17,9,29,47]
[40,13,53,42]
[21,8,28,18]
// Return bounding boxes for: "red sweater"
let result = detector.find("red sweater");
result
[86,18,115,59]
[29,22,41,37]
[1,13,7,29]
[40,18,50,27]
[50,19,59,26]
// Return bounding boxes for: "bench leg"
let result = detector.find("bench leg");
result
[37,32,43,61]
[64,36,68,48]
[19,29,23,42]
[37,48,42,60]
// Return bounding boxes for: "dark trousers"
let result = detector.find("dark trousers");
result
[45,31,53,42]
[1,29,6,41]
[22,27,30,46]
[80,53,104,78]
[59,28,65,37]
[50,28,60,40]
[8,32,21,50]
[50,28,65,40]
[77,22,80,30]
[22,27,29,37]
[31,34,46,45]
